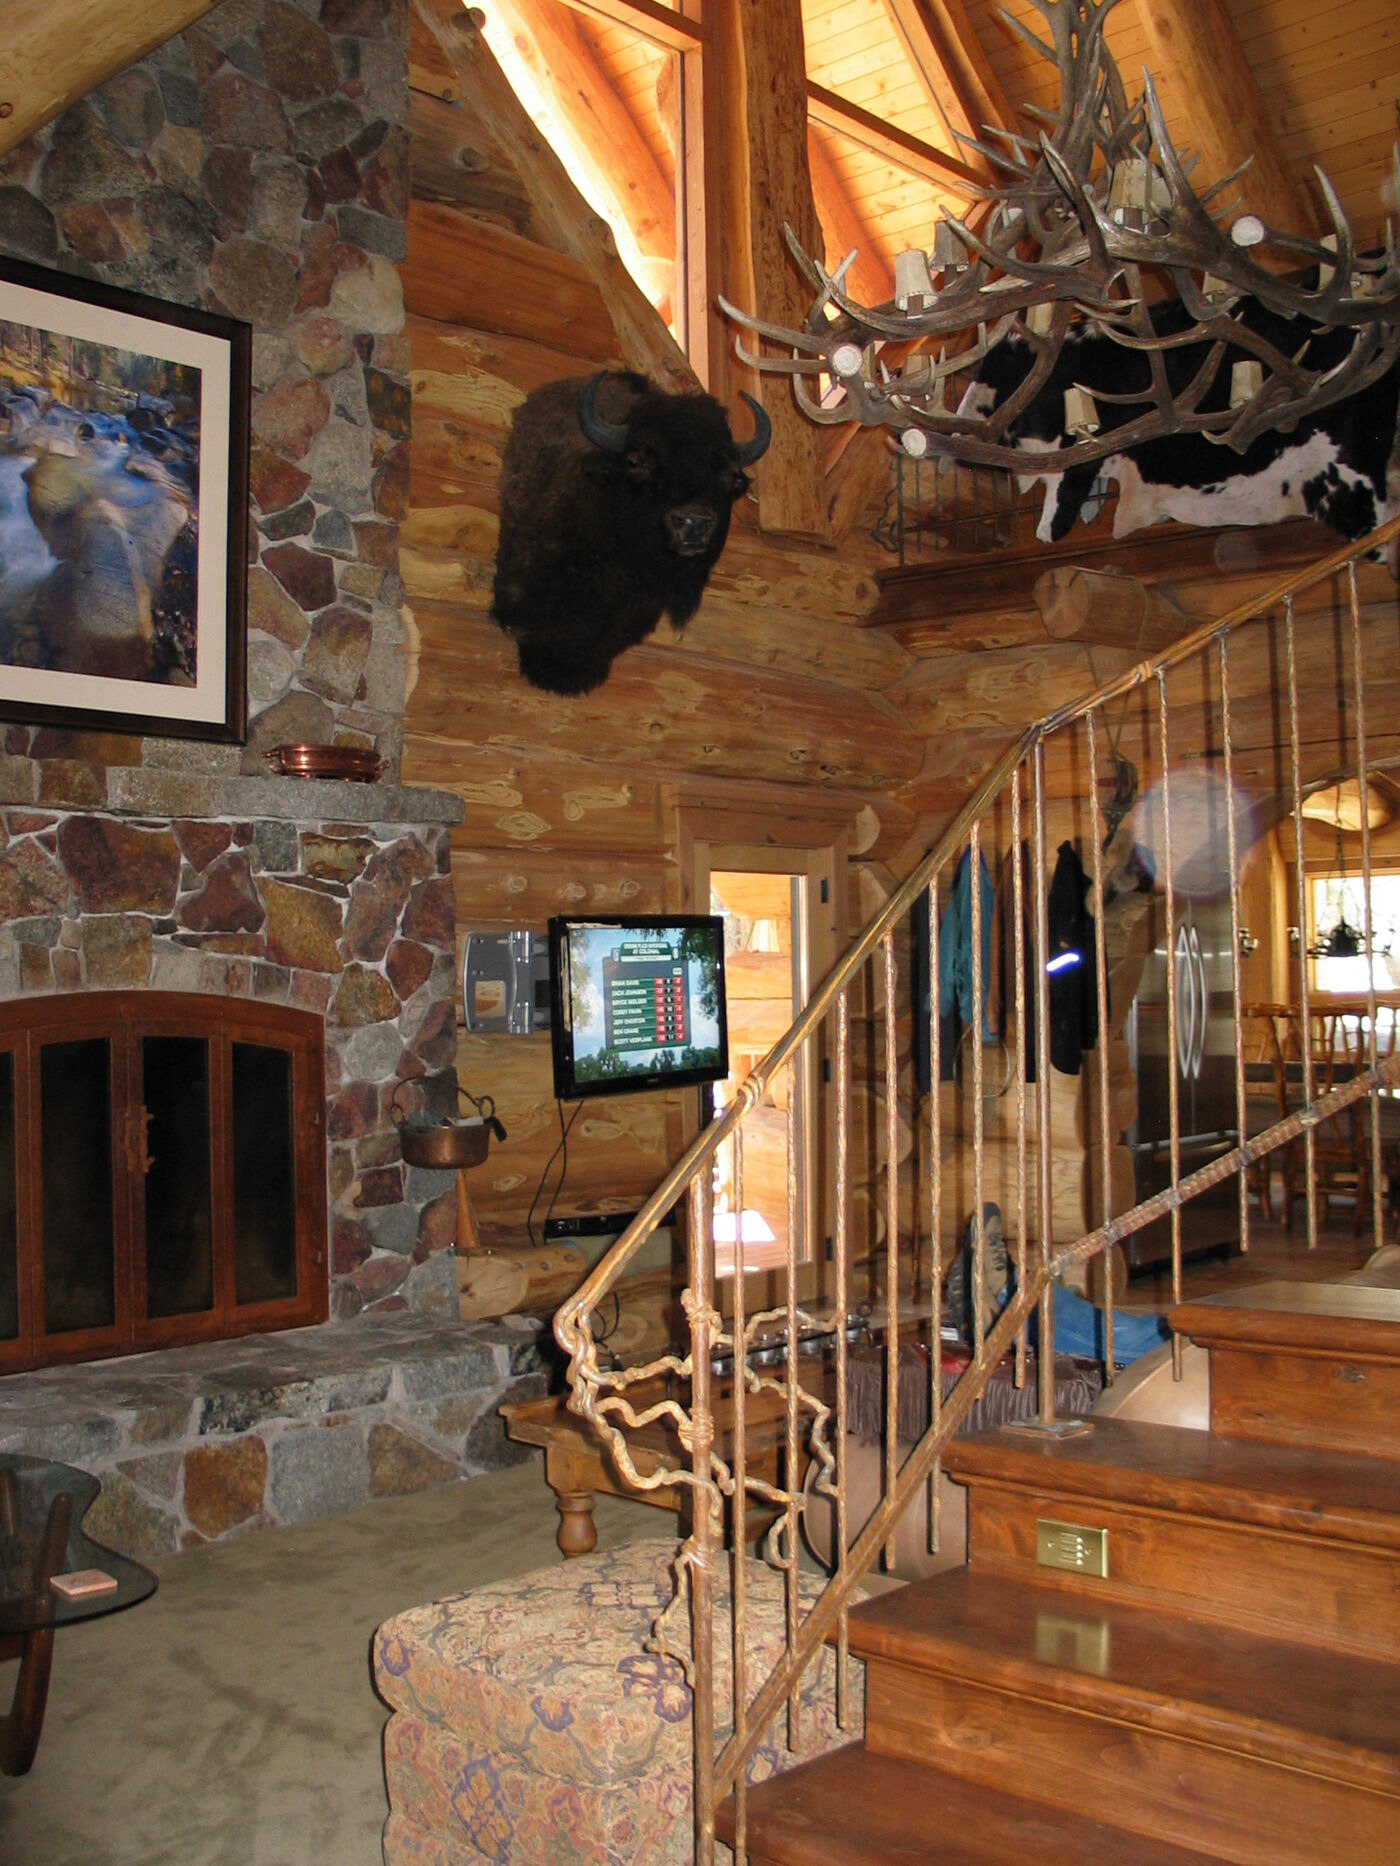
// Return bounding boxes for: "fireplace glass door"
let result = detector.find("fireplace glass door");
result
[141,1035,214,1320]
[0,992,326,1373]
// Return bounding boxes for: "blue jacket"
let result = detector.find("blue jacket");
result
[937,846,994,1039]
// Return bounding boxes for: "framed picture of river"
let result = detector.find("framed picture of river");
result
[0,256,250,742]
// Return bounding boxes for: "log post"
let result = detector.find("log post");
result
[700,0,827,540]
[457,1243,588,1320]
[0,0,214,157]
[1130,0,1318,245]
[456,1170,481,1256]
[883,0,1015,159]
[1034,565,1193,654]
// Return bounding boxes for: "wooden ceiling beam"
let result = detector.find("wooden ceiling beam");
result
[554,0,701,55]
[807,125,896,309]
[881,0,1014,162]
[806,81,983,192]
[1129,0,1319,240]
[0,0,213,157]
[869,519,1336,645]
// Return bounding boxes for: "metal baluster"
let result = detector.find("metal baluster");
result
[1220,631,1250,1255]
[1285,596,1317,1249]
[882,927,899,1570]
[970,818,986,1368]
[730,1120,747,1864]
[1158,671,1184,1376]
[688,1171,717,1866]
[1011,767,1028,1389]
[928,874,943,1553]
[1032,741,1055,1420]
[834,987,851,1728]
[1349,561,1384,1244]
[784,1058,801,1751]
[1086,708,1115,1376]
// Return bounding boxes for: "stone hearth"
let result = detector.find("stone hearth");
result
[0,1313,551,1559]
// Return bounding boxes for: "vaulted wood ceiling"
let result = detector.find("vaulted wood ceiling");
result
[478,0,1398,344]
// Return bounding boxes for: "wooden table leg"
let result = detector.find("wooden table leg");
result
[554,1488,598,1558]
[0,1486,70,1777]
[0,1623,56,1777]
[543,1444,600,1557]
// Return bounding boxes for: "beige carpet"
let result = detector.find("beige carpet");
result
[0,1461,674,1866]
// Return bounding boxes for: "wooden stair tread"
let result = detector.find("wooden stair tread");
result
[848,1566,1400,1789]
[943,1416,1400,1545]
[716,1743,1229,1865]
[1172,1281,1400,1358]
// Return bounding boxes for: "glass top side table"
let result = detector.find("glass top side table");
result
[0,1452,157,1775]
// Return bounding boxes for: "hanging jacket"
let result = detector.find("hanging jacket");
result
[1047,840,1101,1075]
[937,846,995,1041]
[988,839,1037,1082]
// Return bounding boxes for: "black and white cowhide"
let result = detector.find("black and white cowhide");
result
[960,300,1400,560]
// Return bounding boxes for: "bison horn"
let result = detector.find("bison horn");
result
[577,372,630,454]
[732,391,772,466]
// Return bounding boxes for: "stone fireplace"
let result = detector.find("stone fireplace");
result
[0,757,467,1356]
[0,0,553,1554]
[0,758,554,1559]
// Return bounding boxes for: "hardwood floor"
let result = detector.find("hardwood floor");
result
[1121,1207,1384,1309]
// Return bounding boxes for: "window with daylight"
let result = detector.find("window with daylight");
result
[479,1,697,355]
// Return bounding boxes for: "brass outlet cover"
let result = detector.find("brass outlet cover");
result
[1036,1518,1109,1578]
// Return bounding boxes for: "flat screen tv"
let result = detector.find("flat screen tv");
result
[548,915,729,1101]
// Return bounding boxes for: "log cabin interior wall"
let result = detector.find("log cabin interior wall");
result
[400,3,911,1261]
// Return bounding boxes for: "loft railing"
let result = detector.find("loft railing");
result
[555,509,1400,1865]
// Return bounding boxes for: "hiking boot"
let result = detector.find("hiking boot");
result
[945,1202,1008,1341]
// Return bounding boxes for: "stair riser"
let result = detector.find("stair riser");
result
[966,1481,1400,1660]
[1208,1347,1400,1460]
[864,1659,1400,1866]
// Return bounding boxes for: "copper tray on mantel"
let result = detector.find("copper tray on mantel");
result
[265,742,383,782]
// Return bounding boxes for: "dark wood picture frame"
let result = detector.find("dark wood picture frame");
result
[0,255,250,744]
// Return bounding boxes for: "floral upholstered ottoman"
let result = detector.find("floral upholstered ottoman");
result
[373,1538,861,1866]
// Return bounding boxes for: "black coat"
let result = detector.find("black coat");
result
[1047,840,1101,1076]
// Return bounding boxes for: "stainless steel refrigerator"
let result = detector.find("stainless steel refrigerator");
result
[1126,894,1241,1268]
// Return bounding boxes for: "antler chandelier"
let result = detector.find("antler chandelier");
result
[720,0,1400,474]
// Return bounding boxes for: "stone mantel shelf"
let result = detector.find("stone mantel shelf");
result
[0,760,464,828]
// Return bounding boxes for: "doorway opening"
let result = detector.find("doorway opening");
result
[709,866,810,1272]
[679,805,846,1295]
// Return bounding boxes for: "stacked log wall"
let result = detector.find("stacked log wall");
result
[399,10,916,1247]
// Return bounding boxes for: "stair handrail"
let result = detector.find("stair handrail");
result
[554,723,1036,1499]
[555,509,1400,1494]
[552,508,1400,1862]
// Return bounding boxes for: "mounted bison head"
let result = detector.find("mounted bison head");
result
[490,370,771,695]
[961,300,1400,561]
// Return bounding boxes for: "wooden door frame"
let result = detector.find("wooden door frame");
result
[675,792,850,1311]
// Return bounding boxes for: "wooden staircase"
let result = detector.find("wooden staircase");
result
[719,1281,1400,1863]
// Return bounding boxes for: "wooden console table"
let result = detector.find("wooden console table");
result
[502,1368,833,1558]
